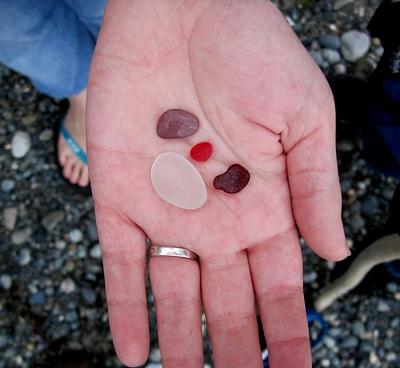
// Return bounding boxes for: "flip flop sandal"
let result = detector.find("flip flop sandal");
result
[60,119,88,165]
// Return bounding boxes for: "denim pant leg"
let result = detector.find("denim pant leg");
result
[63,0,108,40]
[0,0,97,99]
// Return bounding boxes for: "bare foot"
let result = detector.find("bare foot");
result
[58,89,89,187]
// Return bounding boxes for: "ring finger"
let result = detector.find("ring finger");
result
[149,247,203,367]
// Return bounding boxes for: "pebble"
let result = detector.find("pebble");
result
[213,164,250,194]
[0,334,8,349]
[156,109,199,139]
[18,248,31,266]
[89,244,101,259]
[21,112,39,125]
[11,131,31,158]
[324,336,336,349]
[386,282,397,294]
[38,129,53,142]
[81,287,96,305]
[333,0,353,10]
[0,274,12,290]
[319,34,341,50]
[29,291,45,306]
[3,207,18,230]
[341,336,359,349]
[1,179,15,192]
[60,278,76,294]
[351,321,365,337]
[309,50,324,66]
[12,227,32,245]
[341,31,371,62]
[322,49,341,64]
[303,271,317,283]
[377,300,390,312]
[41,211,65,232]
[68,229,83,243]
[149,347,161,362]
[360,196,380,215]
[87,221,98,242]
[334,63,347,74]
[55,240,67,250]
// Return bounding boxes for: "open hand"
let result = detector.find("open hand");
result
[87,1,350,367]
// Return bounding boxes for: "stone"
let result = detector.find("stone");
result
[12,227,32,245]
[11,131,31,158]
[81,287,96,305]
[351,321,365,337]
[68,229,83,243]
[38,129,53,142]
[303,271,317,283]
[341,336,359,349]
[309,50,324,66]
[151,152,207,210]
[60,278,76,294]
[149,347,161,362]
[1,179,15,192]
[55,240,66,250]
[334,63,347,74]
[41,211,65,232]
[322,49,341,64]
[29,291,45,306]
[213,164,250,194]
[319,34,341,50]
[89,244,101,259]
[156,109,199,139]
[3,207,18,230]
[21,113,39,125]
[333,0,353,10]
[190,142,213,162]
[87,221,98,242]
[0,274,12,290]
[341,31,371,62]
[18,248,31,266]
[377,300,390,312]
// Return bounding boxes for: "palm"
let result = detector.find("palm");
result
[87,1,349,368]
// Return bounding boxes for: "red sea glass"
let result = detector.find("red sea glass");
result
[157,109,199,139]
[190,142,213,162]
[213,164,250,193]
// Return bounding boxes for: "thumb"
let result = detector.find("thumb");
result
[282,80,350,261]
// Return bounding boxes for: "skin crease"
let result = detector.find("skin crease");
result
[87,1,350,367]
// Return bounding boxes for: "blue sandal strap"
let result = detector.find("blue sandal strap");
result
[60,121,88,165]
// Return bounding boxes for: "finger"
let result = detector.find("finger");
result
[282,84,350,261]
[149,255,203,367]
[248,228,311,368]
[201,251,262,368]
[95,203,149,367]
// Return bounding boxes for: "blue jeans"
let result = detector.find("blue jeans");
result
[0,0,107,99]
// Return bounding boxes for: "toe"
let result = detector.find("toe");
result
[58,136,69,166]
[69,163,82,184]
[63,159,74,180]
[78,166,90,187]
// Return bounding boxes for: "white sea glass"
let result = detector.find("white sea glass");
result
[151,152,207,210]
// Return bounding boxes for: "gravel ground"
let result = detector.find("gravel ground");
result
[1,1,399,367]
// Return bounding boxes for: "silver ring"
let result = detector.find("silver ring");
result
[149,245,199,261]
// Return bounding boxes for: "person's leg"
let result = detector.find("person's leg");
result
[0,0,95,186]
[62,0,108,40]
